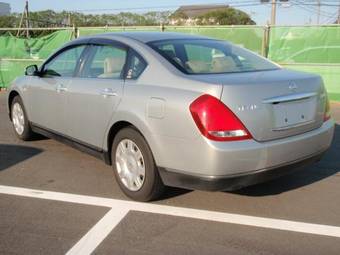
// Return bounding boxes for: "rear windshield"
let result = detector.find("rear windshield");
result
[148,39,279,74]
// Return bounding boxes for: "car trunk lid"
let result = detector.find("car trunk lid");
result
[190,69,326,142]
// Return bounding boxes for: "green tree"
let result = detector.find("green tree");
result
[0,15,18,28]
[168,11,188,25]
[197,8,255,25]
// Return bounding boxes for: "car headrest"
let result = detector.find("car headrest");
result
[162,49,176,59]
[185,60,210,73]
[103,57,125,74]
[211,56,237,73]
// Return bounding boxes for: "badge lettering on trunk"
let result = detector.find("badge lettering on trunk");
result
[238,104,258,111]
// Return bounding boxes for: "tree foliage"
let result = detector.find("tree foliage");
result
[0,14,20,28]
[0,7,254,30]
[197,8,255,25]
[169,11,188,21]
[0,10,172,28]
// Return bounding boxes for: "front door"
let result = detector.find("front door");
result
[65,42,127,148]
[29,45,86,134]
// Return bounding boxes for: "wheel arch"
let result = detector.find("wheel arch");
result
[105,118,161,167]
[8,90,20,121]
[106,121,133,164]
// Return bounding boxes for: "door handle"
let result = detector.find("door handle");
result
[56,84,68,93]
[100,88,117,97]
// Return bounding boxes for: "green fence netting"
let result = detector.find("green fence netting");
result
[0,30,74,88]
[1,26,339,101]
[268,26,340,101]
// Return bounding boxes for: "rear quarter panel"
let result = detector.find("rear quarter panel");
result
[102,42,223,166]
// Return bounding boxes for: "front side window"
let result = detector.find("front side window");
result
[81,45,127,79]
[43,45,86,77]
[148,39,279,74]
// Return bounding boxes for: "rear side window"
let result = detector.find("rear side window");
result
[148,39,278,74]
[81,45,127,79]
[43,45,86,77]
[126,51,147,80]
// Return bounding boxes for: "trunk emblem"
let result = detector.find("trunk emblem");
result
[238,104,258,111]
[289,82,298,92]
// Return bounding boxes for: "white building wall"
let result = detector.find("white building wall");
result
[0,2,11,16]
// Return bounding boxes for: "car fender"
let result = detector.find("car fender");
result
[104,109,164,166]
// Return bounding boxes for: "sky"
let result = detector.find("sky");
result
[3,0,340,25]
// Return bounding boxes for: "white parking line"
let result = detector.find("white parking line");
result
[66,208,129,255]
[1,184,340,255]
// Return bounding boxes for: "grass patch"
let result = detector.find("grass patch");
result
[329,93,340,102]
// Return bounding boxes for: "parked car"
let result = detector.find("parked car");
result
[7,32,334,201]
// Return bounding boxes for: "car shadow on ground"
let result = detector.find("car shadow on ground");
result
[232,123,340,196]
[0,144,43,171]
[162,187,192,200]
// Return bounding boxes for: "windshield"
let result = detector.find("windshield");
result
[148,39,279,74]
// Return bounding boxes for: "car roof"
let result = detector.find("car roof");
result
[94,31,212,43]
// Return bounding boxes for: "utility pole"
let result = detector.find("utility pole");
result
[68,13,71,27]
[271,0,277,25]
[16,0,30,38]
[317,0,321,24]
[338,0,340,24]
[25,1,29,38]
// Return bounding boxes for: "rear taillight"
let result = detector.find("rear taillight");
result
[324,95,331,122]
[189,94,252,141]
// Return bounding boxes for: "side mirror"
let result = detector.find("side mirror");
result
[25,65,39,76]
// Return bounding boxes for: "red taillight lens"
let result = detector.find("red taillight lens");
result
[324,95,331,122]
[189,94,252,141]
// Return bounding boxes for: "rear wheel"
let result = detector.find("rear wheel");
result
[112,127,165,201]
[11,96,35,141]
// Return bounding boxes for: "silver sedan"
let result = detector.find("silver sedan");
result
[7,32,334,201]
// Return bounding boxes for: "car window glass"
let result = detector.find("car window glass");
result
[156,43,184,67]
[158,44,176,57]
[185,44,213,63]
[126,51,147,79]
[149,39,278,74]
[43,45,85,77]
[82,45,127,79]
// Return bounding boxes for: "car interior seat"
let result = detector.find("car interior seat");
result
[98,57,125,79]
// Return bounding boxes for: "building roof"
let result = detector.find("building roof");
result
[175,4,229,18]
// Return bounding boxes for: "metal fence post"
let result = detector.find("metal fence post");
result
[262,24,271,58]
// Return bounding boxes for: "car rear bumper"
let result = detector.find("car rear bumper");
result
[159,150,325,191]
[155,119,334,190]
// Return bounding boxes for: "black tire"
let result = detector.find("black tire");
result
[111,127,165,201]
[11,96,35,141]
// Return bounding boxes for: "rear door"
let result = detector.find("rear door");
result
[65,40,128,148]
[28,45,86,134]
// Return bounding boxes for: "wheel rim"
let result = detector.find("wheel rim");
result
[12,102,25,135]
[115,139,146,191]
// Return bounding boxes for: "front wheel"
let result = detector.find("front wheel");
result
[11,96,35,141]
[111,127,165,201]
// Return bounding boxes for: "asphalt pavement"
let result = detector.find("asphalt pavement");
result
[0,91,339,255]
